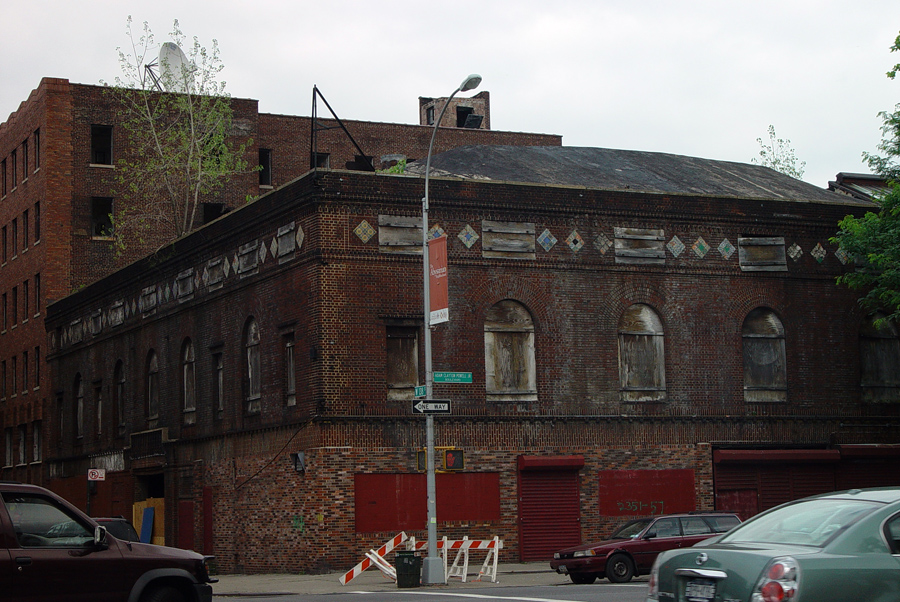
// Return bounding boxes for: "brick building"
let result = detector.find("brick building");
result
[0,77,560,487]
[44,145,900,572]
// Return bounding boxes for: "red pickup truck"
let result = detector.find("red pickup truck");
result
[0,481,215,601]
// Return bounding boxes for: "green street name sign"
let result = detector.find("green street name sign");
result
[414,385,427,398]
[433,371,472,383]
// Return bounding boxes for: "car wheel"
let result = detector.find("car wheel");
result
[141,585,186,602]
[606,554,635,583]
[570,572,598,584]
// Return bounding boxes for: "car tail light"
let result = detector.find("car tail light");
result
[647,556,660,600]
[751,557,798,602]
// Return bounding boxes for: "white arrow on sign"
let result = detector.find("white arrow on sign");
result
[412,399,451,414]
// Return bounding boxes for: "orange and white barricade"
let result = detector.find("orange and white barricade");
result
[405,535,503,583]
[339,531,407,585]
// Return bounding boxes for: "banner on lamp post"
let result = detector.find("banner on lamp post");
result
[428,236,449,324]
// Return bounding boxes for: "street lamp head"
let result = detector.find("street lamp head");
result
[459,74,482,93]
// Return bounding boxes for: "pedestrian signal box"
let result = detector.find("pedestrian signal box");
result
[443,449,464,470]
[416,447,465,471]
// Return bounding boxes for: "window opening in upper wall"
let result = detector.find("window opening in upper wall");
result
[259,149,272,186]
[91,198,114,238]
[90,125,113,165]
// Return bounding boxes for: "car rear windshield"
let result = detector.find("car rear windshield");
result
[718,498,880,547]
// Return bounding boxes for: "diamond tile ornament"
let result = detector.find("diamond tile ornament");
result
[811,243,826,263]
[231,255,239,274]
[258,242,267,264]
[788,243,803,261]
[667,236,685,258]
[594,233,612,254]
[566,230,585,253]
[538,229,557,252]
[835,247,849,265]
[428,224,446,240]
[354,220,375,243]
[202,266,210,285]
[458,224,479,248]
[164,283,171,302]
[270,238,278,258]
[692,237,710,258]
[718,238,735,260]
[296,225,305,250]
[195,271,202,288]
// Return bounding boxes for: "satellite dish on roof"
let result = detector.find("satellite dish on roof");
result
[158,42,194,93]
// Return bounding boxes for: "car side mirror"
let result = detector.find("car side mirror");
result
[94,525,108,547]
[644,532,657,540]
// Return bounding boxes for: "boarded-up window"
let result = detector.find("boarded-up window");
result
[860,313,900,403]
[738,237,787,272]
[238,241,259,277]
[386,326,418,401]
[354,472,501,533]
[90,309,102,335]
[482,221,535,260]
[614,227,665,265]
[74,374,84,440]
[742,308,787,402]
[207,257,225,291]
[175,268,194,301]
[277,222,296,264]
[379,215,422,255]
[284,332,297,406]
[139,286,157,315]
[146,351,159,424]
[114,360,125,434]
[108,300,124,327]
[618,304,666,402]
[245,318,261,413]
[182,339,196,423]
[484,300,537,401]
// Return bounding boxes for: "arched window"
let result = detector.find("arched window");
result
[742,308,787,402]
[146,350,159,425]
[245,318,261,413]
[860,313,900,403]
[182,339,196,424]
[618,304,666,402]
[114,360,125,435]
[484,300,537,401]
[74,374,84,440]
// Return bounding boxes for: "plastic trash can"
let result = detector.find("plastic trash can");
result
[395,551,422,588]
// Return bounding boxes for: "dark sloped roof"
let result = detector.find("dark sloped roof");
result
[406,145,872,206]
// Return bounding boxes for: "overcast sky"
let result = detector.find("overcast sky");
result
[3,0,899,188]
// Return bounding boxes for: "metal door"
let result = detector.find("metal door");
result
[518,470,581,561]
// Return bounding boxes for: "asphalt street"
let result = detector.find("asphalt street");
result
[211,562,650,602]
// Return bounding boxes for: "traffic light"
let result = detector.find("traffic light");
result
[416,450,426,471]
[416,448,465,471]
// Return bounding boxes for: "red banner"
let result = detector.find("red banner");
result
[428,236,448,324]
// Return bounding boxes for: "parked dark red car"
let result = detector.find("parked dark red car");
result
[0,481,216,601]
[550,512,740,584]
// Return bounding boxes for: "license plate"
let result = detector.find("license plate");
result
[684,579,716,602]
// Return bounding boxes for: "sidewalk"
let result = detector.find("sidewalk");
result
[213,562,573,596]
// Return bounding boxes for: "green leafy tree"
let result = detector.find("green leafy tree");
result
[106,17,253,252]
[751,124,806,179]
[832,30,900,324]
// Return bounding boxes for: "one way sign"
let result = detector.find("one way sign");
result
[411,399,452,414]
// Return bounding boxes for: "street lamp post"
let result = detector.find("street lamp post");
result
[420,73,482,585]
